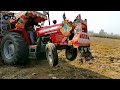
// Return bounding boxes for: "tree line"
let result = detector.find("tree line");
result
[88,29,120,39]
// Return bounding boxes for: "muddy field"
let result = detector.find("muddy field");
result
[0,37,120,79]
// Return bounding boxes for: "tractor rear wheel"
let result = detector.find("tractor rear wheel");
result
[1,32,29,65]
[45,43,58,67]
[65,46,77,61]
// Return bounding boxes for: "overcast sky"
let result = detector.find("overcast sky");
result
[12,11,120,35]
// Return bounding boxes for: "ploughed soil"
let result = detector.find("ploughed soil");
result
[0,37,120,79]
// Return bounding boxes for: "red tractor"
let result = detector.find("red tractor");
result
[0,11,93,67]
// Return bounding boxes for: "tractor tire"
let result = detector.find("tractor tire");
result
[1,32,29,65]
[36,37,46,60]
[45,43,58,67]
[65,46,77,61]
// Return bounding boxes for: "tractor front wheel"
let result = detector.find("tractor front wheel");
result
[65,46,77,61]
[1,32,29,65]
[45,43,58,67]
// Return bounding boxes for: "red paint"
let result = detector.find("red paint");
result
[0,12,91,49]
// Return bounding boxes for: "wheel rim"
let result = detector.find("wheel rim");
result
[47,49,53,66]
[3,40,15,60]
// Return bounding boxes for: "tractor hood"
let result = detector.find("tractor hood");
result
[36,23,62,36]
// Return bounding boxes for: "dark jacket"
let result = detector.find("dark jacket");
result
[24,18,37,31]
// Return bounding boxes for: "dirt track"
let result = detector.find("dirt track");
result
[0,37,120,79]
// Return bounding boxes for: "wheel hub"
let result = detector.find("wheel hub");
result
[48,52,53,63]
[4,40,15,60]
[67,48,73,58]
[46,49,53,66]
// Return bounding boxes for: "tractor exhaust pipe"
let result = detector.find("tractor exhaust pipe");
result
[47,11,50,25]
[43,11,50,25]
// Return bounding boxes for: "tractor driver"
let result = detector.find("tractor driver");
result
[25,16,37,45]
